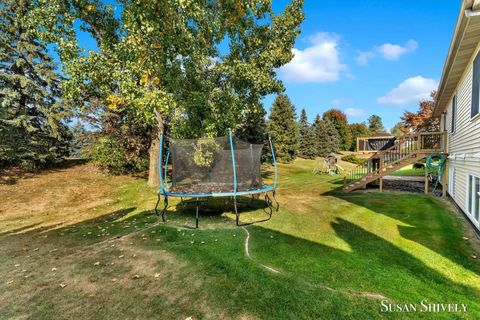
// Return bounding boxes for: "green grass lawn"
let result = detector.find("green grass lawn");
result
[1,159,479,319]
[390,164,426,177]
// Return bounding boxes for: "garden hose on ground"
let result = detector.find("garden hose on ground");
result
[426,153,447,194]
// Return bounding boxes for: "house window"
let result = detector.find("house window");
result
[472,50,480,118]
[451,94,456,132]
[467,175,480,222]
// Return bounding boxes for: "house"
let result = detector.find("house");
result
[434,0,480,230]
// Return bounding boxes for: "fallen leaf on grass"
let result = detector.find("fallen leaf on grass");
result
[51,268,57,272]
[33,248,39,252]
[94,261,100,266]
[132,274,140,279]
[6,280,13,284]
[59,283,67,288]
[154,273,160,278]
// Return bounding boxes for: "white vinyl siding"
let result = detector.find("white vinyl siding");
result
[446,44,480,230]
[451,94,457,133]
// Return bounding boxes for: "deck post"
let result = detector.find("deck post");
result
[424,170,429,194]
[443,130,448,151]
[379,157,383,192]
[356,137,360,152]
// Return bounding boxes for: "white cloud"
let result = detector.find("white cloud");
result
[377,76,438,105]
[377,40,418,60]
[355,51,376,66]
[345,108,365,117]
[330,98,351,106]
[278,32,347,83]
[356,39,418,65]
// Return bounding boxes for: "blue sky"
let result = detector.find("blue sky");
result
[72,0,460,131]
[265,0,460,130]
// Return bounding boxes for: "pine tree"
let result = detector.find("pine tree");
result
[297,109,317,159]
[69,122,92,158]
[313,115,339,156]
[0,0,70,169]
[267,94,298,162]
[368,115,386,135]
[322,109,351,151]
[237,104,267,145]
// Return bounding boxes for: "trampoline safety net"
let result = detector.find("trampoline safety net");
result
[169,136,263,194]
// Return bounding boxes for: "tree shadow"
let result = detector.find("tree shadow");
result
[325,187,480,276]
[1,204,480,319]
[165,195,273,228]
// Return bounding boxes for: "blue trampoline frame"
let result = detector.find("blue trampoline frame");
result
[155,129,279,227]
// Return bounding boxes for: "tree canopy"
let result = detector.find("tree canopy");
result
[0,0,71,169]
[58,0,304,183]
[401,91,439,133]
[322,109,351,150]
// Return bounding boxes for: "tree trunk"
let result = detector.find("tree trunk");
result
[147,136,160,187]
[147,110,164,187]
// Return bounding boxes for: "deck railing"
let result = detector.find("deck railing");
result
[345,131,447,187]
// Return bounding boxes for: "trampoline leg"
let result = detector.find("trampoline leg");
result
[234,197,239,226]
[272,190,279,212]
[195,197,199,228]
[154,193,161,216]
[264,193,273,218]
[161,195,168,222]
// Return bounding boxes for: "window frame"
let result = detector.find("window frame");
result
[448,166,455,197]
[472,50,480,118]
[466,174,480,224]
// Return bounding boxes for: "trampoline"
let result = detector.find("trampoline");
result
[155,129,279,227]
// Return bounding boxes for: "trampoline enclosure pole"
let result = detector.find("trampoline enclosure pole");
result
[269,135,278,189]
[229,129,240,225]
[229,129,237,195]
[159,134,164,193]
[164,148,170,187]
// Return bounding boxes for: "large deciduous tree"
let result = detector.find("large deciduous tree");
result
[322,109,351,151]
[268,94,298,162]
[60,0,304,186]
[401,91,439,133]
[0,0,72,169]
[297,109,317,159]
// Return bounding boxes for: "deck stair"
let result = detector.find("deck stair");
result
[343,131,447,192]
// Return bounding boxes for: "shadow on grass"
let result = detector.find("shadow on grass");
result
[1,199,480,319]
[324,185,480,277]
[165,195,274,228]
